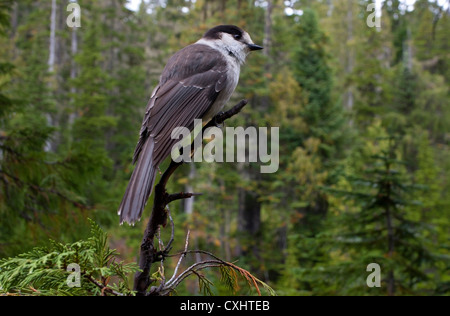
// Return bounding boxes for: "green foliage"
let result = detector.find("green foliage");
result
[321,136,441,295]
[0,219,139,296]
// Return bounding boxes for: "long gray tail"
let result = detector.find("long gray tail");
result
[118,138,156,225]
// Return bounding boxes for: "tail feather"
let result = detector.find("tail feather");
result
[118,138,156,225]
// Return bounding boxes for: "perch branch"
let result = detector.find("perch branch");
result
[133,99,248,296]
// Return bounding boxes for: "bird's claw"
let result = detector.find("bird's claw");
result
[155,247,172,261]
[213,112,225,127]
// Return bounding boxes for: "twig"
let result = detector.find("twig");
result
[164,208,175,254]
[85,275,123,296]
[167,249,232,263]
[160,263,224,295]
[166,230,190,287]
[166,260,225,289]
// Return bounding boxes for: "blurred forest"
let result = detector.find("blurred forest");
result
[0,0,449,295]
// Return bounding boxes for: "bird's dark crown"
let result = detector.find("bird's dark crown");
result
[203,25,244,40]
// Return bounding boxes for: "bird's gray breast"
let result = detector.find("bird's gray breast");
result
[194,43,241,122]
[202,63,239,122]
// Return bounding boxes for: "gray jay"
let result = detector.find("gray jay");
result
[118,25,263,225]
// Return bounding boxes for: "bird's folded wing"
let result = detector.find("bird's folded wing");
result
[132,68,228,166]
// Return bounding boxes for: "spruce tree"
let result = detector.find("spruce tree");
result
[323,136,437,295]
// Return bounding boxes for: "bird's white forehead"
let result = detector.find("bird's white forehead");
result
[220,31,254,45]
[242,32,253,44]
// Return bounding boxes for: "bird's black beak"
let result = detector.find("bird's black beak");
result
[248,43,264,51]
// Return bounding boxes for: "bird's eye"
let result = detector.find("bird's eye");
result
[234,34,242,40]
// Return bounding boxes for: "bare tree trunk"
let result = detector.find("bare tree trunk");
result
[223,208,232,261]
[10,1,18,39]
[68,0,79,142]
[404,27,413,71]
[219,0,226,19]
[259,0,274,111]
[184,164,200,263]
[68,26,78,126]
[327,0,334,17]
[237,188,261,241]
[48,0,56,73]
[385,204,395,296]
[202,0,208,22]
[384,159,396,296]
[44,0,57,153]
[184,163,196,216]
[263,0,273,59]
[236,164,262,267]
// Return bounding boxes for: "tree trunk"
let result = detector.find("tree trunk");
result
[68,26,78,126]
[259,0,274,111]
[10,1,18,39]
[384,160,396,296]
[327,0,334,17]
[48,0,56,73]
[45,0,57,153]
[184,163,196,216]
[263,0,273,59]
[385,203,395,296]
[236,167,261,266]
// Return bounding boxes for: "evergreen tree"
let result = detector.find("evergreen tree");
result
[287,8,348,228]
[322,136,437,295]
[291,9,333,140]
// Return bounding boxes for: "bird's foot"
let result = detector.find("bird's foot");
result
[155,247,172,261]
[213,112,225,128]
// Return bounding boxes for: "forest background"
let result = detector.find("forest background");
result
[0,0,448,296]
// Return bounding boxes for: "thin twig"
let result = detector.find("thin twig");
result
[163,261,226,292]
[166,230,190,287]
[85,275,123,296]
[169,260,224,285]
[167,249,231,263]
[164,208,175,253]
[168,192,202,203]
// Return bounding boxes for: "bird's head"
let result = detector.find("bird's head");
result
[202,25,263,64]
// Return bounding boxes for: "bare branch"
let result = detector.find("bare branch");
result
[166,230,190,287]
[164,208,175,253]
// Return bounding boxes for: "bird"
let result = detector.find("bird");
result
[118,25,263,225]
